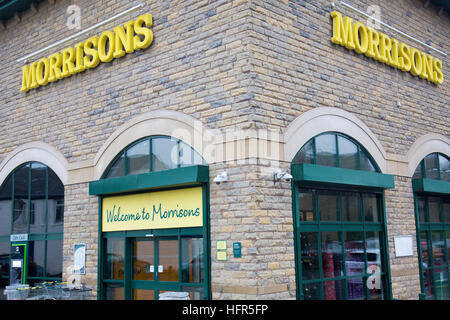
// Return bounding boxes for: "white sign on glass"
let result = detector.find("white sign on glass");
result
[73,243,86,274]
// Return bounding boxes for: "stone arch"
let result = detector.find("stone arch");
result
[406,133,450,177]
[284,107,387,173]
[93,110,213,180]
[0,141,69,186]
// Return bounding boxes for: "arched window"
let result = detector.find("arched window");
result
[293,132,378,172]
[0,162,64,288]
[413,153,450,182]
[412,153,450,300]
[291,132,392,300]
[103,136,207,179]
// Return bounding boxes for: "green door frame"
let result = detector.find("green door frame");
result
[90,165,211,300]
[413,191,450,300]
[291,164,394,300]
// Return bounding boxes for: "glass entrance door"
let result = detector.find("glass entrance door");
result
[132,237,179,300]
[102,232,208,300]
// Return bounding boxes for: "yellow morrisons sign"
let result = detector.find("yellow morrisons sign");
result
[20,13,153,92]
[101,187,203,232]
[330,11,443,85]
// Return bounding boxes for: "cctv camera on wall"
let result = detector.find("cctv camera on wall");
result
[274,169,292,183]
[213,172,228,184]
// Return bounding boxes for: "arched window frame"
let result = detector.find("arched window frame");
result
[291,132,394,300]
[0,161,64,285]
[292,132,380,173]
[102,135,207,179]
[413,153,450,182]
[412,153,450,300]
[89,135,211,300]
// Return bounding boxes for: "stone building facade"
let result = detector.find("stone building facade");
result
[0,0,448,300]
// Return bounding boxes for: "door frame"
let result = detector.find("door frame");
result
[97,183,211,300]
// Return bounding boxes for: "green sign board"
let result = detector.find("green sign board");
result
[233,242,241,258]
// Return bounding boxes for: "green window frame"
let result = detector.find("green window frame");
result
[291,132,393,300]
[90,136,211,300]
[0,162,64,287]
[292,132,379,172]
[103,135,207,179]
[412,153,450,300]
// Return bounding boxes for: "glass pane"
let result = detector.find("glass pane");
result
[303,282,321,300]
[158,239,179,282]
[181,237,203,283]
[417,196,426,223]
[134,289,154,300]
[28,240,45,277]
[323,279,345,300]
[46,239,62,277]
[444,198,450,222]
[298,190,314,222]
[363,193,380,222]
[152,138,178,171]
[181,286,205,300]
[431,231,445,267]
[438,154,450,182]
[338,136,358,170]
[13,164,29,234]
[105,153,124,178]
[366,231,383,299]
[0,177,12,236]
[345,232,364,277]
[420,232,430,268]
[194,148,207,167]
[366,232,382,271]
[368,274,385,300]
[360,151,376,172]
[428,197,440,223]
[433,268,448,300]
[423,268,433,298]
[447,231,450,262]
[293,139,314,164]
[301,232,320,280]
[315,134,337,167]
[347,277,364,300]
[0,241,10,277]
[47,169,64,233]
[133,240,154,281]
[322,232,343,279]
[126,140,150,175]
[424,153,439,180]
[342,192,361,221]
[179,141,193,167]
[104,283,124,300]
[412,162,423,179]
[180,141,205,167]
[318,190,338,221]
[30,163,46,234]
[105,238,125,280]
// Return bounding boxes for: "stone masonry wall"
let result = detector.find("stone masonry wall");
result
[0,0,448,300]
[242,0,449,299]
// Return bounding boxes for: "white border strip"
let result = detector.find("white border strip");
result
[337,1,447,57]
[16,3,144,63]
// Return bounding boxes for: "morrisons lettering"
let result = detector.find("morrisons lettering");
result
[20,13,153,92]
[330,11,443,85]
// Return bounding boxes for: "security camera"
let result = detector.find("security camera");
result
[274,169,293,183]
[213,172,228,184]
